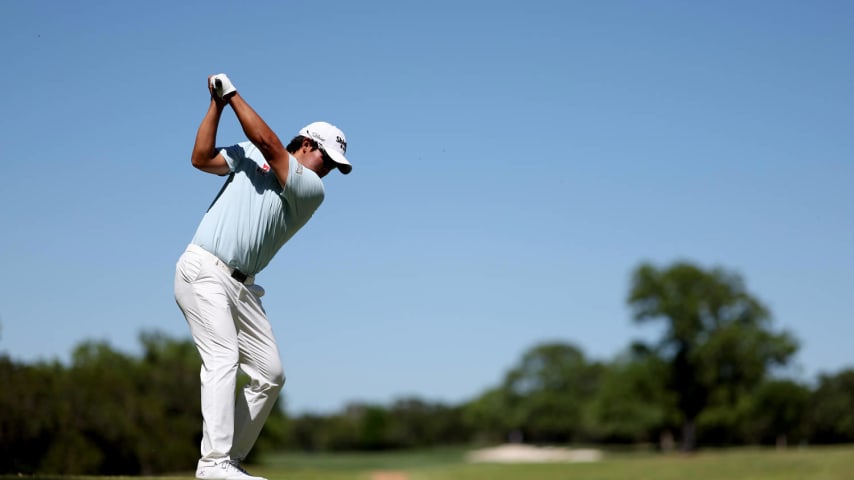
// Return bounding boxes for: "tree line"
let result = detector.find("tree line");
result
[2,261,853,474]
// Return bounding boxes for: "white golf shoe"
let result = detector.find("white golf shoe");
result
[196,460,267,480]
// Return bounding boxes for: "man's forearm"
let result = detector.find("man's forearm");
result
[191,100,225,167]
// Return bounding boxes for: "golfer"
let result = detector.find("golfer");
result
[174,73,351,480]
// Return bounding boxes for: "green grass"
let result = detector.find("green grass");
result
[7,445,854,480]
[262,446,467,471]
[251,445,854,480]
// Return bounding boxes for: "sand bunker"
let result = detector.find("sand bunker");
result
[466,444,603,463]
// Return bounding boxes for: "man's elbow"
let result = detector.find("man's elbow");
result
[191,151,211,170]
[190,151,228,175]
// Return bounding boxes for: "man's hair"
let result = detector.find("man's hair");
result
[286,135,319,154]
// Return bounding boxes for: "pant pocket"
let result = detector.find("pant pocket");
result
[176,251,203,283]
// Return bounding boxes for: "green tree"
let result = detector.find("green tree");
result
[0,356,70,473]
[385,397,469,448]
[63,341,144,474]
[462,387,512,444]
[807,369,854,443]
[135,332,204,473]
[627,261,798,451]
[501,342,602,443]
[1,331,292,473]
[740,379,810,446]
[285,413,330,451]
[317,402,392,451]
[585,347,678,445]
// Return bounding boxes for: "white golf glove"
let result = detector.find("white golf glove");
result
[210,73,237,99]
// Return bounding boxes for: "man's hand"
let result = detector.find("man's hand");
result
[209,73,237,100]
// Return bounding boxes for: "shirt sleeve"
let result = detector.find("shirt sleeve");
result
[218,142,254,173]
[281,157,325,217]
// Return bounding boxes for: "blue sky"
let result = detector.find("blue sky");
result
[1,1,851,414]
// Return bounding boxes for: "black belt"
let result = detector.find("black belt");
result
[231,269,249,283]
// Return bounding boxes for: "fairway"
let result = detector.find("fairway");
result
[7,445,854,480]
[243,445,854,480]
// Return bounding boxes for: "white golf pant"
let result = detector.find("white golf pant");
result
[174,244,284,466]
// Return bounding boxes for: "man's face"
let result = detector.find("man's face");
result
[319,147,338,177]
[301,140,336,178]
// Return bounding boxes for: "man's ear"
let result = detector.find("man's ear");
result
[302,138,315,152]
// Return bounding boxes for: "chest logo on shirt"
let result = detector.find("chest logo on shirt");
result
[256,163,271,175]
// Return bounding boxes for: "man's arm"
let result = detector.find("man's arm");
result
[190,79,229,175]
[225,91,290,188]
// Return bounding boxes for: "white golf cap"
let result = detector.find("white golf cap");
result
[299,121,351,174]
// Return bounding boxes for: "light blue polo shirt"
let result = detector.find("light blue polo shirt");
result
[191,141,325,275]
